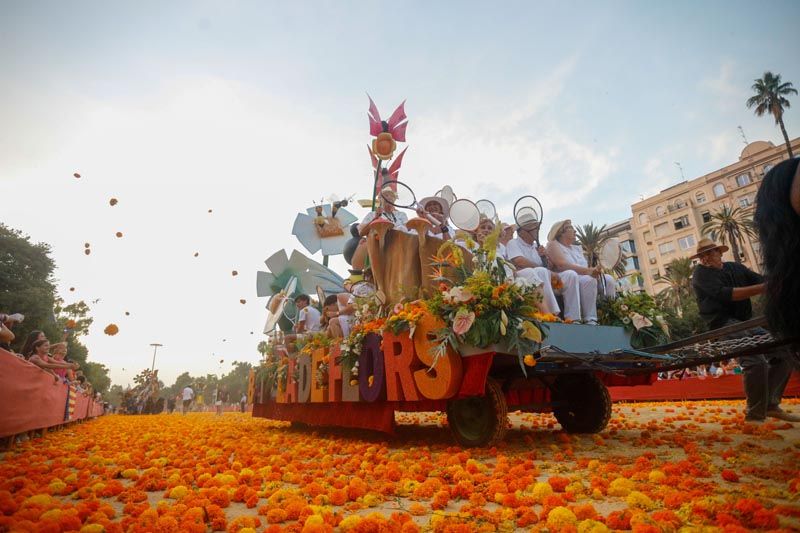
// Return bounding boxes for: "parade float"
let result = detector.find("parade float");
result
[249,97,797,447]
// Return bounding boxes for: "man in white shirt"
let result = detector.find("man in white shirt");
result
[293,294,321,334]
[181,385,194,415]
[506,215,580,320]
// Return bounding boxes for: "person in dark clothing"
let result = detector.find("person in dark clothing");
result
[691,238,798,423]
[754,158,800,342]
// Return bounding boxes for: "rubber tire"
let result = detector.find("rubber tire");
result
[447,378,508,447]
[551,373,611,434]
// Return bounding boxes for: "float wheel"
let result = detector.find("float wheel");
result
[551,373,611,433]
[447,378,508,447]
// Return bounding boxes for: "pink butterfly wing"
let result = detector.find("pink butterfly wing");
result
[367,95,383,137]
[387,147,407,176]
[390,121,408,142]
[386,101,407,130]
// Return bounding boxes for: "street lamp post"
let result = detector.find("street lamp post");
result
[149,343,163,372]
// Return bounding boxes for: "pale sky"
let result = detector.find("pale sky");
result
[2,0,799,387]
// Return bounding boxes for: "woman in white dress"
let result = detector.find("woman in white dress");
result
[546,220,612,324]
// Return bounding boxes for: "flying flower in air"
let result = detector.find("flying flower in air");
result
[104,324,119,336]
[109,198,118,206]
[115,232,123,238]
[73,172,81,178]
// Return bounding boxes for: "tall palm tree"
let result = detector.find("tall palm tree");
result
[746,71,797,159]
[655,257,694,316]
[701,205,757,264]
[576,223,607,268]
[576,223,627,278]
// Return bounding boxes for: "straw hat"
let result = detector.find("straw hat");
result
[419,196,450,219]
[547,220,571,242]
[516,211,539,230]
[690,238,729,259]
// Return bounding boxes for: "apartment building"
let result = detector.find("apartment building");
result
[629,138,799,295]
[604,218,644,293]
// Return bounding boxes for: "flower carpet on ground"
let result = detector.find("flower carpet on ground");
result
[1,400,799,532]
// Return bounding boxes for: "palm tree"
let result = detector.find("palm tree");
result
[746,72,797,159]
[701,205,757,264]
[576,223,627,278]
[655,257,694,316]
[576,223,607,268]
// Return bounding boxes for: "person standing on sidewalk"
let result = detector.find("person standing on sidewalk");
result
[691,238,798,424]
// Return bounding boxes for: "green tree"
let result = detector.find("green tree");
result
[0,224,61,347]
[0,223,111,390]
[83,361,111,395]
[576,222,626,278]
[700,205,757,264]
[106,384,125,405]
[746,71,797,159]
[655,257,694,316]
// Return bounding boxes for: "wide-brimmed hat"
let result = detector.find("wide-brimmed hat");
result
[516,211,540,231]
[419,196,450,219]
[547,219,571,242]
[690,238,729,259]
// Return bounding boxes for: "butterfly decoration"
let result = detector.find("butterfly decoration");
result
[367,96,408,160]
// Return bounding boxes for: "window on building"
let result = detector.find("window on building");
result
[738,196,752,208]
[678,235,696,250]
[625,256,640,272]
[658,241,675,255]
[673,215,690,230]
[695,191,706,204]
[674,198,687,209]
[637,212,648,225]
[713,183,726,198]
[701,211,712,223]
[647,249,657,264]
[763,164,773,175]
[736,174,751,187]
[654,222,669,237]
[655,205,666,217]
[652,270,660,281]
[621,239,637,254]
[643,231,651,243]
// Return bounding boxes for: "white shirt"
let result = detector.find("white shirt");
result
[497,243,508,260]
[358,210,409,233]
[182,386,194,401]
[506,237,545,267]
[551,241,588,268]
[298,306,321,332]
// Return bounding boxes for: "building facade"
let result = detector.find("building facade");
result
[629,138,799,295]
[603,218,644,293]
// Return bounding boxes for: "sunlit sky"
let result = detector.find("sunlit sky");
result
[2,1,799,387]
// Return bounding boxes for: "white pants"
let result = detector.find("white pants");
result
[600,274,616,298]
[515,267,556,314]
[573,273,598,322]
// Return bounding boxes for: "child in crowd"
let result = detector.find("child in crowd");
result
[28,339,78,383]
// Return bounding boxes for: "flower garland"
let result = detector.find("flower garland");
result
[598,292,670,348]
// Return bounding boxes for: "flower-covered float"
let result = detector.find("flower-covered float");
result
[249,97,794,447]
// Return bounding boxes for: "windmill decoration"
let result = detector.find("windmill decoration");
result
[256,249,345,332]
[291,197,358,264]
[367,95,409,210]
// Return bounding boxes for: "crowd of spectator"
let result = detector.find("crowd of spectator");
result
[1,312,96,395]
[658,359,743,380]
